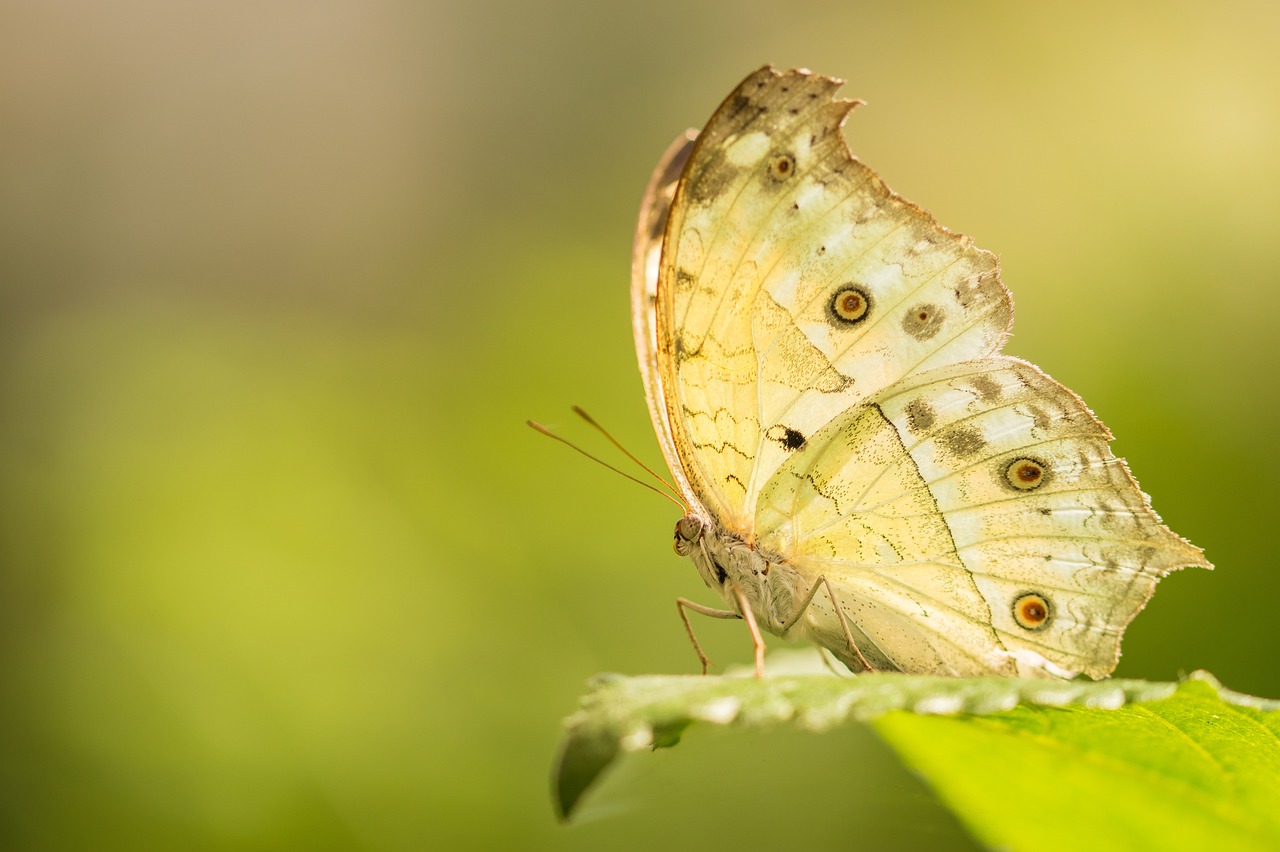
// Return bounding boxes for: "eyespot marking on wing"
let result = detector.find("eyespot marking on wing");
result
[829,285,871,325]
[1004,457,1049,491]
[902,303,945,341]
[769,152,797,181]
[1012,592,1052,632]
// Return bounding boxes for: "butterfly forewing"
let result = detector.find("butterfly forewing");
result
[657,67,1013,530]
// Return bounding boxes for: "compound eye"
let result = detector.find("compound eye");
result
[673,515,704,555]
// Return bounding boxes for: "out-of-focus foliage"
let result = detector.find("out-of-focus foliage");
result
[1,1,1276,849]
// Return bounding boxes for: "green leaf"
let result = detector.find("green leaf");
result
[875,676,1280,851]
[553,666,1280,850]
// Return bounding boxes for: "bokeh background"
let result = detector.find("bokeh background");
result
[2,1,1277,849]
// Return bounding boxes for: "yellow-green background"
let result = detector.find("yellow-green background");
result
[2,2,1276,849]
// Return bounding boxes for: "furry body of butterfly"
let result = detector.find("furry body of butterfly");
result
[631,66,1210,680]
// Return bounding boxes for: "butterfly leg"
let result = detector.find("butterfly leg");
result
[729,583,767,679]
[676,597,740,675]
[779,576,876,673]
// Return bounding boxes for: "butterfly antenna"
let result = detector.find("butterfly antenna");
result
[570,406,684,499]
[527,419,687,511]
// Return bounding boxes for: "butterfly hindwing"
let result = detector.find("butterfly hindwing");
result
[754,357,1210,677]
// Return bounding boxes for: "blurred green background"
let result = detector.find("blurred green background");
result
[1,1,1276,849]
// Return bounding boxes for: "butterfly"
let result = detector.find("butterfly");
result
[630,66,1211,679]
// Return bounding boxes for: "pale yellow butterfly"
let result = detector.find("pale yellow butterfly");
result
[631,66,1211,679]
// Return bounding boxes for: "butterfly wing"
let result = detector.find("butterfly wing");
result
[632,130,698,506]
[654,67,1012,532]
[758,358,1210,677]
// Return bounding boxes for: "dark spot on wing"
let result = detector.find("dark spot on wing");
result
[904,398,936,433]
[1026,404,1052,431]
[969,374,1002,403]
[766,425,807,451]
[1012,364,1038,390]
[902,303,945,341]
[939,426,986,458]
[725,94,752,119]
[684,150,738,203]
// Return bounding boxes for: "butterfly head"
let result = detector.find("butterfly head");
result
[672,514,704,556]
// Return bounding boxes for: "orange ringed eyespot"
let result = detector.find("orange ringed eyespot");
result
[1012,592,1052,631]
[1005,458,1046,491]
[830,286,870,324]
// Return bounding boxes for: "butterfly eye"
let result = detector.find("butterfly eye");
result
[769,153,796,180]
[1012,593,1052,631]
[673,515,704,555]
[829,286,871,324]
[1004,458,1048,491]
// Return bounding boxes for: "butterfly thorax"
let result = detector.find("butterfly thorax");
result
[673,513,805,638]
